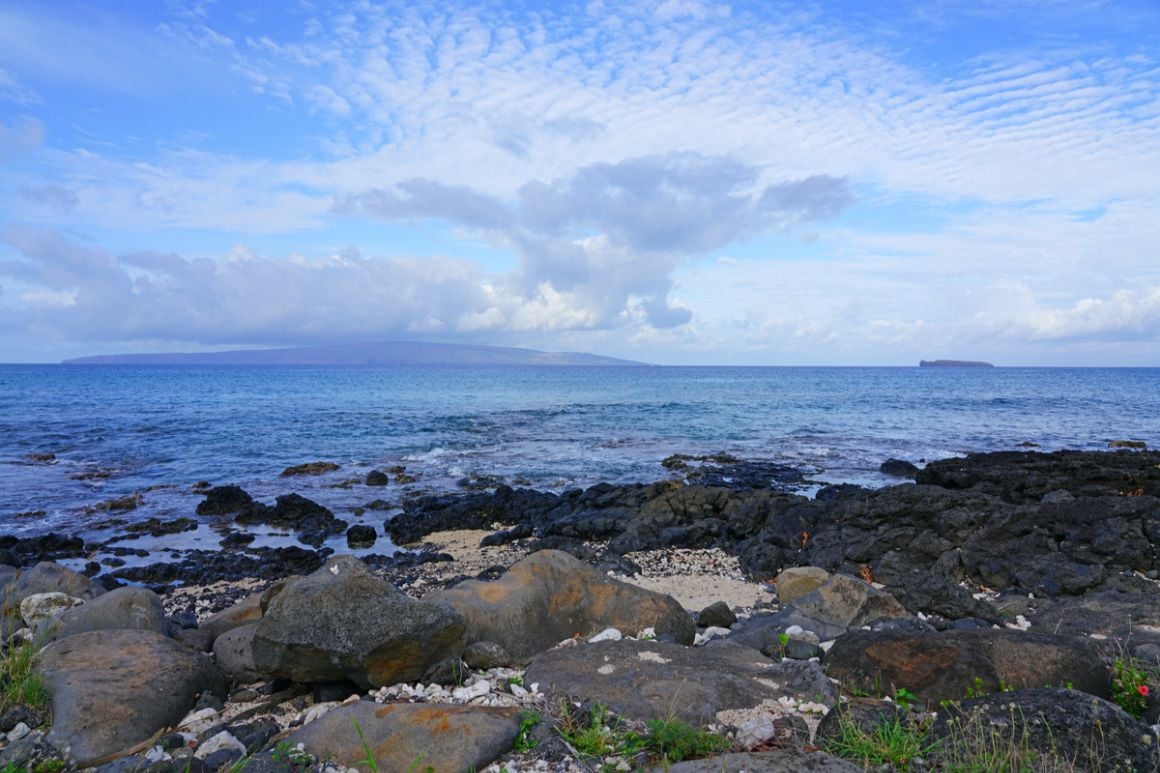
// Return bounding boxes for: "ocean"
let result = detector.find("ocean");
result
[2,364,1157,558]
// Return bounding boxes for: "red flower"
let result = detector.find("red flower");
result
[1139,685,1150,697]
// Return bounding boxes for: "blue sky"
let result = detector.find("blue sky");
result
[1,0,1157,365]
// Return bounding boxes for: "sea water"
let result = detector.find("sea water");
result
[1,364,1157,550]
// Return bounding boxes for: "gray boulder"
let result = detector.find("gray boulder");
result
[823,628,1110,704]
[931,688,1159,773]
[774,566,830,604]
[37,586,168,644]
[525,639,836,725]
[287,701,518,773]
[41,629,226,766]
[251,555,464,688]
[428,549,694,660]
[1,562,104,613]
[655,748,863,772]
[213,623,261,683]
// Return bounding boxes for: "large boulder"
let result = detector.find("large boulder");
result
[286,701,518,773]
[0,562,104,613]
[251,555,464,688]
[524,639,837,725]
[656,748,863,772]
[428,550,694,660]
[931,688,1159,773]
[823,628,1110,704]
[774,566,830,605]
[41,629,227,766]
[37,586,168,644]
[213,623,261,683]
[200,591,265,641]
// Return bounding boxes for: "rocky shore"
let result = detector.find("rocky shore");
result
[0,449,1158,771]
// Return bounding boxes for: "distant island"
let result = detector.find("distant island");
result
[63,341,645,367]
[919,359,995,368]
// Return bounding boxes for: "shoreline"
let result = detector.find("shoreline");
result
[1,448,1158,771]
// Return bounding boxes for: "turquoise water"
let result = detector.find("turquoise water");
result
[1,365,1157,545]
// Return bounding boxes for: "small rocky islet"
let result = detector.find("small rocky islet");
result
[0,449,1158,772]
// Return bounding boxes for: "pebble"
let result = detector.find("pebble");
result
[588,627,622,643]
[5,722,31,743]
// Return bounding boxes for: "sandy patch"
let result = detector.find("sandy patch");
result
[616,573,774,614]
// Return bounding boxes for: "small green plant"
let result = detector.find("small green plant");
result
[353,719,381,773]
[514,710,541,752]
[1,638,51,714]
[1112,657,1150,718]
[964,676,987,699]
[776,631,790,657]
[643,716,730,764]
[507,675,523,687]
[892,687,918,711]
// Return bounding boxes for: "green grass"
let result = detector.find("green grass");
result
[1,638,51,715]
[823,712,940,770]
[557,702,729,771]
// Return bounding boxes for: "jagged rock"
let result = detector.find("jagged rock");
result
[41,629,227,766]
[879,459,920,479]
[280,461,340,477]
[774,566,830,604]
[1031,591,1160,655]
[525,639,837,725]
[428,550,694,660]
[286,701,518,773]
[931,688,1159,773]
[345,524,377,548]
[37,586,168,643]
[915,449,1160,502]
[252,555,464,688]
[823,628,1110,704]
[195,485,254,515]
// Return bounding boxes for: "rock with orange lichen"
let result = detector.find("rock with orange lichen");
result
[286,701,519,773]
[427,549,695,660]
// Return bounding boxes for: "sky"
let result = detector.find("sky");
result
[0,0,1158,365]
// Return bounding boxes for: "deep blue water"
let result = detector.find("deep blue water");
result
[1,364,1157,557]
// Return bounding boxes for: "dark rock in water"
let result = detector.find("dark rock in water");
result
[879,458,919,478]
[525,639,836,725]
[386,485,560,544]
[41,629,227,766]
[219,532,255,549]
[235,493,349,546]
[365,469,390,486]
[108,546,327,587]
[196,485,254,515]
[345,524,377,548]
[823,628,1110,705]
[930,688,1159,773]
[915,449,1160,502]
[428,550,693,660]
[1108,439,1147,449]
[697,600,737,629]
[121,517,198,537]
[0,533,88,566]
[814,483,866,501]
[252,555,465,688]
[286,701,518,773]
[280,461,340,477]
